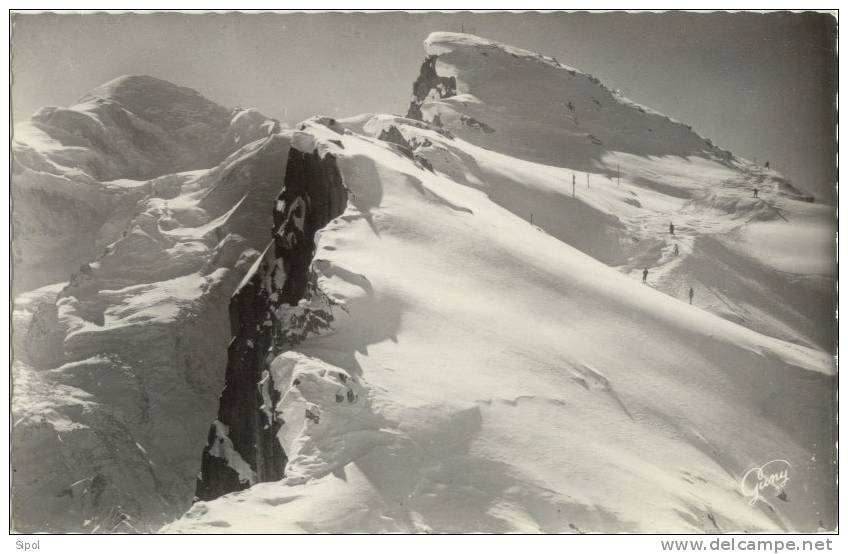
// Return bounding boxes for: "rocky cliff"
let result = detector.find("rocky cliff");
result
[195,128,349,501]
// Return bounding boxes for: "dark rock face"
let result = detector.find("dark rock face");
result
[195,145,348,502]
[273,148,348,305]
[193,251,286,502]
[406,56,457,121]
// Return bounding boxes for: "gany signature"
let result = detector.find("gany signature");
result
[740,459,791,506]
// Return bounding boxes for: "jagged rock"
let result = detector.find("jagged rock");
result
[195,140,348,502]
[406,55,457,121]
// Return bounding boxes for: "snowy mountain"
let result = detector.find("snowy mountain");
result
[12,75,282,294]
[12,77,286,532]
[399,33,833,351]
[12,33,835,534]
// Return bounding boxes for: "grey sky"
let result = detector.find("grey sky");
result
[11,11,837,202]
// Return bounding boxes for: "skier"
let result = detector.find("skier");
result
[753,187,759,198]
[572,174,576,197]
[673,244,679,256]
[688,286,694,305]
[765,160,770,169]
[669,222,675,235]
[642,268,649,284]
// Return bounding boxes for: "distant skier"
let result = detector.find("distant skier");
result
[669,222,675,235]
[673,244,679,256]
[765,160,770,169]
[753,187,759,198]
[572,174,576,197]
[642,268,649,284]
[688,286,694,305]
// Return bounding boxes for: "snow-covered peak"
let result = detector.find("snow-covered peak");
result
[11,75,283,294]
[409,32,815,206]
[15,75,281,183]
[424,31,571,70]
[78,74,220,114]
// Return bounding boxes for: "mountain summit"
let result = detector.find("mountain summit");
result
[12,75,282,293]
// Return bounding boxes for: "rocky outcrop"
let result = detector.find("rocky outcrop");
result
[406,56,457,121]
[378,125,414,158]
[195,141,349,502]
[193,252,286,500]
[404,54,496,136]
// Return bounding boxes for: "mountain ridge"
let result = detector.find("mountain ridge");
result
[171,33,834,532]
[11,32,836,534]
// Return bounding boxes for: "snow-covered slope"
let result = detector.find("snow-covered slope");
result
[168,34,834,533]
[11,78,288,532]
[168,113,834,533]
[396,32,834,351]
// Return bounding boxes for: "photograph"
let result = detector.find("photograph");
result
[8,8,839,537]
